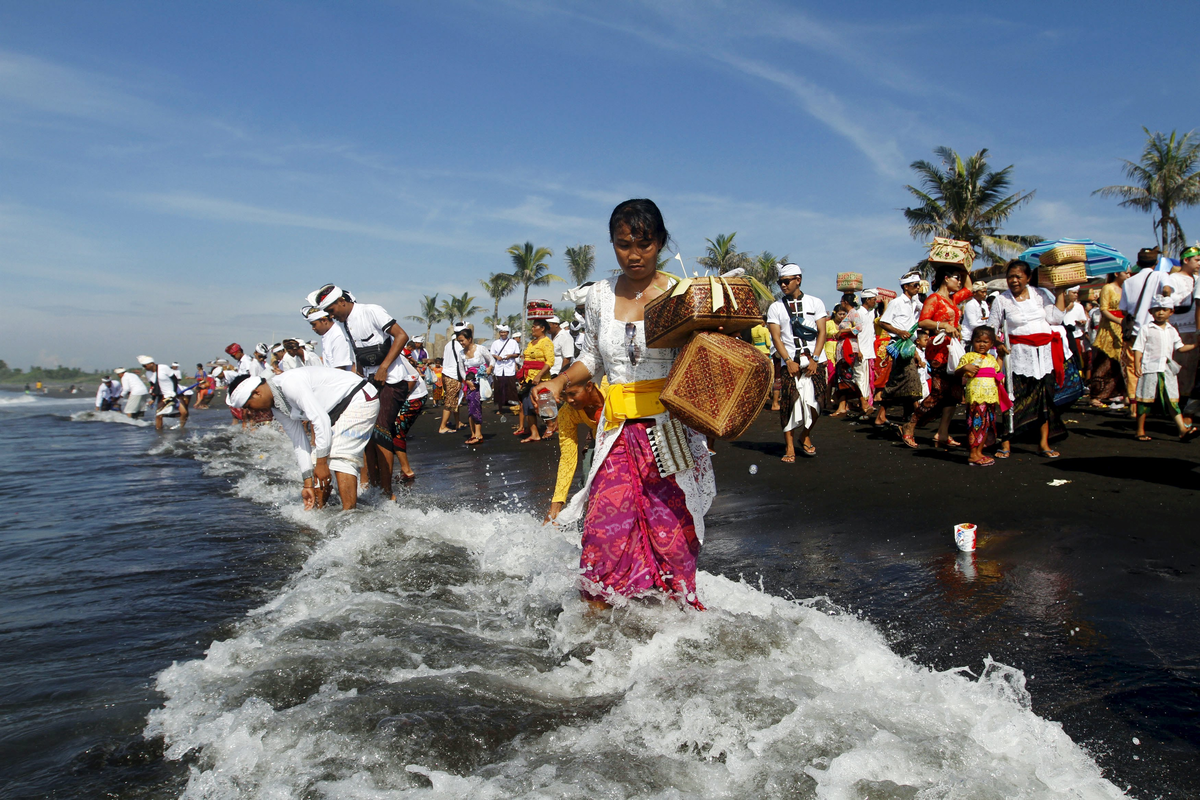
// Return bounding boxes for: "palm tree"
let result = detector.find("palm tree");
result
[903,146,1038,276]
[1094,128,1200,257]
[441,291,484,326]
[697,233,753,275]
[506,241,561,335]
[480,273,515,335]
[405,294,441,343]
[747,251,785,289]
[564,244,595,285]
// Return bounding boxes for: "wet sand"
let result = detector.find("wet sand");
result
[406,400,1200,798]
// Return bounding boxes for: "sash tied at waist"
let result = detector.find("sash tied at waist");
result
[972,367,1013,412]
[1009,333,1065,388]
[603,378,668,430]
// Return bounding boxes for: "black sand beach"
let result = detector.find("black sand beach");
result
[407,400,1199,797]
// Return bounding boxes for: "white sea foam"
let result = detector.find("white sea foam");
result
[145,426,1125,799]
[69,409,153,426]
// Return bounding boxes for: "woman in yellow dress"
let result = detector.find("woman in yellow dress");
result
[516,319,555,442]
[1088,271,1129,407]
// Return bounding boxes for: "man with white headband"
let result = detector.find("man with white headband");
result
[115,367,149,418]
[960,279,991,345]
[310,283,412,498]
[95,375,121,412]
[848,289,879,415]
[548,315,575,377]
[766,263,828,460]
[226,367,380,511]
[874,272,926,430]
[302,306,354,370]
[439,322,469,433]
[138,355,189,431]
[280,337,320,371]
[489,324,520,412]
[251,343,272,378]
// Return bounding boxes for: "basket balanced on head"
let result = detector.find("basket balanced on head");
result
[1037,244,1089,288]
[644,274,773,440]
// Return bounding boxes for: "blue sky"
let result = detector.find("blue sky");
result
[1,0,1196,370]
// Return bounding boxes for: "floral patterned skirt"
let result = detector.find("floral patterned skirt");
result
[967,402,997,448]
[580,421,703,609]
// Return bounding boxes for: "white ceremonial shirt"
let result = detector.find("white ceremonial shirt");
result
[319,323,354,370]
[1165,272,1197,335]
[269,367,376,475]
[879,293,922,334]
[551,328,576,375]
[1132,322,1184,373]
[95,380,120,407]
[236,354,256,376]
[766,294,829,362]
[1062,303,1089,339]
[990,288,1066,380]
[489,336,521,377]
[1120,269,1168,339]
[850,305,877,360]
[120,372,148,397]
[343,302,405,384]
[961,297,991,343]
[280,351,321,371]
[153,365,179,398]
[442,340,467,382]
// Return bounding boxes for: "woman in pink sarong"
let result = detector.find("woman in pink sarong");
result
[545,199,715,609]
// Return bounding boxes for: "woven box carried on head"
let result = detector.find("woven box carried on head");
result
[644,275,761,349]
[928,237,974,271]
[875,288,898,300]
[1040,262,1088,288]
[660,332,771,440]
[836,272,863,292]
[526,300,554,320]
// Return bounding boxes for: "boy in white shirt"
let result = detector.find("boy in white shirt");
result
[1133,298,1198,441]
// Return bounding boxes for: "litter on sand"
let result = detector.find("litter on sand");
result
[1048,479,1072,487]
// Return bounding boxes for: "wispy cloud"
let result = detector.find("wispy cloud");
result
[0,49,161,125]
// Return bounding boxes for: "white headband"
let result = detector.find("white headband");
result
[227,376,263,409]
[778,264,802,278]
[114,368,127,374]
[899,274,921,286]
[497,325,510,332]
[315,285,344,310]
[303,305,329,321]
[860,289,878,299]
[254,343,270,356]
[137,355,154,366]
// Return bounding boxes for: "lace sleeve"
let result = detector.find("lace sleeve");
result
[575,282,603,378]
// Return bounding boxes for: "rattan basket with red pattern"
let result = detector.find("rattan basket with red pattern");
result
[660,332,771,440]
[644,276,762,348]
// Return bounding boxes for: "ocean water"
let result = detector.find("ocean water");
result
[0,395,1137,798]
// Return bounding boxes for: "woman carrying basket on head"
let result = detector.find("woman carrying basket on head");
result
[542,199,714,610]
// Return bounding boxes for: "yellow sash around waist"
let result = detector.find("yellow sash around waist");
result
[603,378,667,430]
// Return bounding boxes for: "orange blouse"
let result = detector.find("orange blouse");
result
[919,288,974,329]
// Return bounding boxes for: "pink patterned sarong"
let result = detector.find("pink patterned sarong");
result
[580,422,703,609]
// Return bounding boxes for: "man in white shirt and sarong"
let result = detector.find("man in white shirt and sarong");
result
[849,289,878,415]
[1168,244,1200,422]
[488,324,521,412]
[874,273,925,429]
[312,283,412,498]
[766,263,828,461]
[115,367,149,418]
[961,281,991,344]
[226,367,380,510]
[95,376,121,411]
[280,337,321,371]
[138,355,188,431]
[439,323,468,433]
[302,307,355,370]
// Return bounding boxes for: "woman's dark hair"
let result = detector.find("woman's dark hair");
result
[1005,259,1032,279]
[931,263,967,292]
[609,199,669,247]
[530,318,549,332]
[456,328,474,342]
[840,292,858,308]
[971,325,996,344]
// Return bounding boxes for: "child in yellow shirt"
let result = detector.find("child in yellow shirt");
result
[956,326,1005,467]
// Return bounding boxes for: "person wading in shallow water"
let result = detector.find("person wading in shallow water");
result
[544,378,604,524]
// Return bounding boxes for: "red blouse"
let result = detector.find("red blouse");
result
[919,287,973,329]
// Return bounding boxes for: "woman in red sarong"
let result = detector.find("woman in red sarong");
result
[544,199,715,610]
[900,264,973,449]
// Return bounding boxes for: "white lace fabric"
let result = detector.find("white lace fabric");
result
[990,287,1066,380]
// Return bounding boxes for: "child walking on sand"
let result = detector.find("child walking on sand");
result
[956,326,1008,466]
[1133,300,1198,441]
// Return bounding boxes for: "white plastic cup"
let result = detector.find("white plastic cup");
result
[954,523,977,552]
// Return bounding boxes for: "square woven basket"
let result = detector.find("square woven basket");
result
[1038,244,1088,266]
[836,272,863,291]
[660,332,771,440]
[644,277,761,349]
[1041,261,1088,287]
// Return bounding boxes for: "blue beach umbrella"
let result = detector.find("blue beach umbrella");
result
[1016,238,1132,277]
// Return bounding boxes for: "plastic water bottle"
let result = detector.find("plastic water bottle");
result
[535,387,557,419]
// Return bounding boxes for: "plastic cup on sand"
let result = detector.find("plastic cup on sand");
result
[954,523,977,552]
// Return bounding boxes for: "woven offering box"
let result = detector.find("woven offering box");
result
[928,237,974,270]
[1039,244,1088,266]
[875,287,897,300]
[644,275,761,349]
[1041,262,1088,288]
[526,299,554,320]
[660,332,771,440]
[836,272,864,292]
